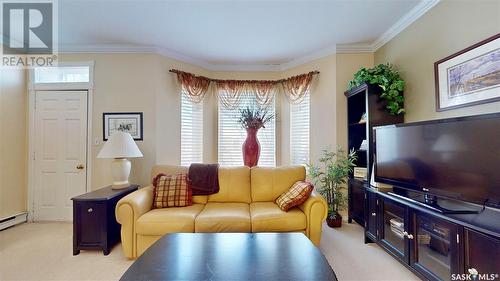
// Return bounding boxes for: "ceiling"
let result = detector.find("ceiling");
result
[57,0,437,70]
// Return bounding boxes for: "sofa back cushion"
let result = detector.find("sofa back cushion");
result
[208,166,251,203]
[151,165,207,204]
[251,166,306,202]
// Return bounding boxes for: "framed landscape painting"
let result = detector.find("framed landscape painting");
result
[434,34,500,111]
[103,112,143,141]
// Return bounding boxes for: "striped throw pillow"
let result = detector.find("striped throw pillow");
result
[152,173,192,208]
[275,181,313,211]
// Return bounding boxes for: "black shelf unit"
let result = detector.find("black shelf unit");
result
[345,83,403,226]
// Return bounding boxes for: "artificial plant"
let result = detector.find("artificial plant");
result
[348,63,405,115]
[308,146,357,219]
[237,104,274,129]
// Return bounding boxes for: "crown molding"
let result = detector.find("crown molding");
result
[59,44,157,53]
[371,0,440,51]
[205,63,283,72]
[279,45,337,71]
[58,0,440,71]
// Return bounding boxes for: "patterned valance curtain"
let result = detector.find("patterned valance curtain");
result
[176,71,211,104]
[215,81,248,110]
[171,69,317,108]
[281,72,314,105]
[250,81,276,108]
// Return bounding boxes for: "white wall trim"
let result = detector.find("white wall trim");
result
[27,61,95,222]
[0,212,27,230]
[59,44,157,54]
[58,0,439,71]
[371,0,440,51]
[280,45,337,71]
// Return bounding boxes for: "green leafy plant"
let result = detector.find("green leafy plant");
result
[307,146,357,218]
[348,63,405,115]
[237,104,274,129]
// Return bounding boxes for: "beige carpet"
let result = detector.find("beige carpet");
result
[0,222,418,281]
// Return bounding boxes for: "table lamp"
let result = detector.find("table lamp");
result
[97,131,143,189]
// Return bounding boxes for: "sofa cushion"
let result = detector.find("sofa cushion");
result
[152,173,192,208]
[275,181,313,211]
[136,204,205,235]
[250,202,307,232]
[208,166,251,203]
[195,202,251,232]
[251,166,306,202]
[151,165,207,204]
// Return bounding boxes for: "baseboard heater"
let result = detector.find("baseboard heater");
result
[0,212,27,231]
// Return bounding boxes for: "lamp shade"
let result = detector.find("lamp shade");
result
[97,132,143,159]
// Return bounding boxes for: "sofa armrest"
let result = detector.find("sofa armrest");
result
[298,190,328,246]
[116,186,153,259]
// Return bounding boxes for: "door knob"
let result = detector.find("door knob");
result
[76,164,85,170]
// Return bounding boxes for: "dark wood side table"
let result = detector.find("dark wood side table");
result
[72,185,139,255]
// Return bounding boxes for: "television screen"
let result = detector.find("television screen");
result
[375,114,500,207]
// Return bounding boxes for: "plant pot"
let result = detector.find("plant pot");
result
[326,213,343,228]
[242,128,261,167]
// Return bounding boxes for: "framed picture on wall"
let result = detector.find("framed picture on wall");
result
[103,112,143,141]
[434,33,500,111]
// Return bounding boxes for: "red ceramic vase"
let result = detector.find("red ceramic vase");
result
[242,128,261,167]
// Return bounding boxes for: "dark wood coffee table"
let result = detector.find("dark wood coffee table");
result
[120,233,337,281]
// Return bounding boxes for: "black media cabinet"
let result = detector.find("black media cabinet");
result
[363,185,500,281]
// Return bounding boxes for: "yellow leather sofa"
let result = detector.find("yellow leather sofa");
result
[116,165,328,259]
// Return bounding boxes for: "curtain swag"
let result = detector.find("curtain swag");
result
[171,69,318,108]
[176,71,210,103]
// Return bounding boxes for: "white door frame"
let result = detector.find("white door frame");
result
[27,61,95,222]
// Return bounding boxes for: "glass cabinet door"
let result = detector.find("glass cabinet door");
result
[411,212,460,281]
[380,198,408,262]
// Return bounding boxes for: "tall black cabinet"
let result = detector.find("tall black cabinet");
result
[345,83,403,226]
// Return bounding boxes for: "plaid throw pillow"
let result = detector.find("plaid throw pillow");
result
[152,173,192,208]
[275,181,313,211]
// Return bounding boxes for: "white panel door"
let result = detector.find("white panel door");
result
[34,91,88,221]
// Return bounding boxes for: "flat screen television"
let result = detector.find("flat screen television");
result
[374,113,500,208]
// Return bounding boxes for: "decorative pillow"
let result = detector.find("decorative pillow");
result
[275,181,313,211]
[152,173,192,208]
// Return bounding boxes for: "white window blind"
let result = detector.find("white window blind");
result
[290,91,310,165]
[181,93,203,166]
[218,93,276,167]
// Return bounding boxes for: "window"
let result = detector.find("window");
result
[181,93,203,166]
[218,94,276,167]
[290,91,310,165]
[34,66,90,83]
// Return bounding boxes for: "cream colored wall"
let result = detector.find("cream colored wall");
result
[0,50,371,218]
[375,0,500,122]
[58,53,209,190]
[0,67,27,219]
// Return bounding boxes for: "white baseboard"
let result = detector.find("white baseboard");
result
[0,212,28,231]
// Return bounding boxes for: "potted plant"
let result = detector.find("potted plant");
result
[237,104,274,167]
[308,146,357,228]
[348,63,405,115]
